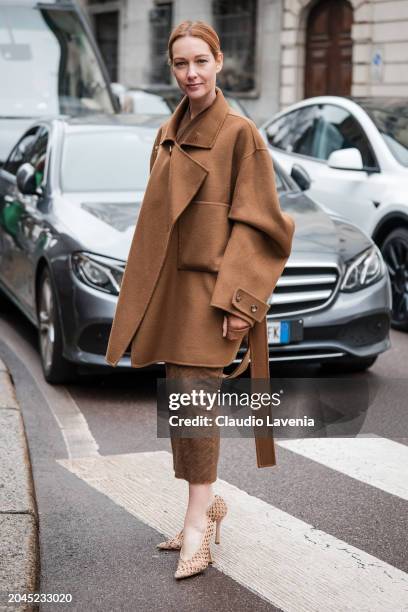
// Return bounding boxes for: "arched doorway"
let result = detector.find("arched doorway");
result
[304,0,353,97]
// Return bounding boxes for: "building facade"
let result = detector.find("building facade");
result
[81,0,408,124]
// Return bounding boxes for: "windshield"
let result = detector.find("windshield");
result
[0,5,115,118]
[362,104,408,167]
[61,128,154,192]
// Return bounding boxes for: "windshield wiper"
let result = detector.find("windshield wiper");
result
[0,115,37,119]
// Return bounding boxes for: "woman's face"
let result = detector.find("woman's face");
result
[171,35,223,101]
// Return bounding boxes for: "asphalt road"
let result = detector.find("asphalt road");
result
[0,297,407,612]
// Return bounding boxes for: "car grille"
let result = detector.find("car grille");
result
[303,313,390,347]
[267,264,340,317]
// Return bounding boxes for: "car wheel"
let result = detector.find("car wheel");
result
[381,228,408,331]
[321,355,377,373]
[37,267,77,384]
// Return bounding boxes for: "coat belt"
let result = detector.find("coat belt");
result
[222,318,276,468]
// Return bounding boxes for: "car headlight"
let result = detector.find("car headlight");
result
[340,245,385,292]
[71,252,125,295]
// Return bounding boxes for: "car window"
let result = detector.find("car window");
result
[265,109,303,152]
[3,127,40,176]
[294,104,377,167]
[26,127,49,186]
[61,128,154,192]
[360,104,408,167]
[290,105,321,156]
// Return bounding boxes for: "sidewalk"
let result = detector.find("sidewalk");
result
[0,358,39,611]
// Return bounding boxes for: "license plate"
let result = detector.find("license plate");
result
[267,319,303,344]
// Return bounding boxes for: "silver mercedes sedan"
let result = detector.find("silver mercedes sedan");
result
[0,115,391,383]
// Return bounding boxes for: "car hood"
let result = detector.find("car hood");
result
[56,189,372,264]
[54,192,145,261]
[279,191,373,264]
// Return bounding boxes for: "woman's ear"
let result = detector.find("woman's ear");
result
[215,51,223,73]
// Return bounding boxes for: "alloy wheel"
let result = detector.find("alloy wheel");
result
[382,229,408,330]
[38,275,55,373]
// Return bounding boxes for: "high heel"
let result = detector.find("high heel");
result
[174,508,215,579]
[157,494,228,551]
[215,517,223,544]
[206,495,227,544]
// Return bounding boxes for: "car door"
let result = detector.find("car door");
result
[265,104,381,234]
[0,125,50,312]
[0,127,40,295]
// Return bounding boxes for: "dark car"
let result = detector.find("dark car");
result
[0,115,391,384]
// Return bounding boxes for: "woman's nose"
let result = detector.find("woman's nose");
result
[186,63,198,78]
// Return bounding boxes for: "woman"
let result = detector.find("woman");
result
[105,20,295,579]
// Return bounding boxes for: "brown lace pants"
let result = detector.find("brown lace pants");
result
[165,363,224,484]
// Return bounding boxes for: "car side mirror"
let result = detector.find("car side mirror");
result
[112,92,121,111]
[110,82,127,112]
[16,163,38,195]
[291,163,311,191]
[327,148,363,170]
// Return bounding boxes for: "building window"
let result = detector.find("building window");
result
[93,11,119,81]
[87,1,120,83]
[212,0,257,93]
[149,3,173,84]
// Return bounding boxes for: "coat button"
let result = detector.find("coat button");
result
[251,304,258,312]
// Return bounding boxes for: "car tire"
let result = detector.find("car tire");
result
[381,227,408,331]
[321,355,377,373]
[36,267,77,384]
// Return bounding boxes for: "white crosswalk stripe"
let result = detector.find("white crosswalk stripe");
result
[57,450,408,612]
[277,435,408,500]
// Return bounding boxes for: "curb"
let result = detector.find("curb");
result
[0,358,40,611]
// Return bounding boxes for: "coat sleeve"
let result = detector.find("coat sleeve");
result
[210,145,296,326]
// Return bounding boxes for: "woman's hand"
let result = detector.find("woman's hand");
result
[222,314,252,341]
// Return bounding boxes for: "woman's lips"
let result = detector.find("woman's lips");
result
[186,83,203,89]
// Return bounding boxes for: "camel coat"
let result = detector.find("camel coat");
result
[105,86,295,372]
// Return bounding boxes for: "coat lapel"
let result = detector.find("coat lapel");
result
[160,86,231,227]
[159,85,230,149]
[167,143,208,228]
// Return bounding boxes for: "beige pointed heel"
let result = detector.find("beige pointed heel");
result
[207,495,227,545]
[174,511,216,579]
[157,494,228,551]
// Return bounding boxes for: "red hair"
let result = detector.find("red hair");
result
[167,20,221,65]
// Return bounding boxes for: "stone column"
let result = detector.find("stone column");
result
[244,0,283,125]
[119,0,154,87]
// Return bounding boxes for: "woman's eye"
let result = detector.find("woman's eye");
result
[174,60,207,67]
